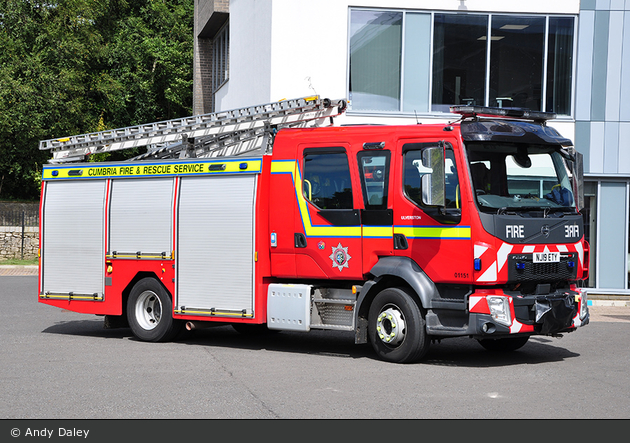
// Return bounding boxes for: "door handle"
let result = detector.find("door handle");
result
[294,233,307,248]
[393,233,408,250]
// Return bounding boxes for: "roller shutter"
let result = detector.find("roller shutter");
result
[109,178,174,257]
[41,180,106,297]
[176,175,256,315]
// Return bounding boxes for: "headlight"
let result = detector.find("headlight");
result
[487,296,512,327]
[580,290,589,320]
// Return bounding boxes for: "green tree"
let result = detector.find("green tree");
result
[0,0,193,200]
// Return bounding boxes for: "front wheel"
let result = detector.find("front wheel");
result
[127,277,182,342]
[368,287,430,363]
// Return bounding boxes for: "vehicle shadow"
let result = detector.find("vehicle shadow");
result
[42,319,580,367]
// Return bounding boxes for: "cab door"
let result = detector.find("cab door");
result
[394,139,473,284]
[295,146,363,280]
[356,148,394,273]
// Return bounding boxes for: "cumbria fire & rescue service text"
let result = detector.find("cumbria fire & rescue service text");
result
[21,427,89,438]
[87,163,205,177]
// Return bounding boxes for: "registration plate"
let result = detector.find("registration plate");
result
[533,252,560,263]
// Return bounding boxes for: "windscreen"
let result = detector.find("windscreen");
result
[466,142,576,213]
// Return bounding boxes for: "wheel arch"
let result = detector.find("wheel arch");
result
[355,257,438,344]
[121,271,167,317]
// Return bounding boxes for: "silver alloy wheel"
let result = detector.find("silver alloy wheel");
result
[134,290,162,331]
[375,305,406,346]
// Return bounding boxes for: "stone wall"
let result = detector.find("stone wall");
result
[0,202,39,260]
[0,226,39,261]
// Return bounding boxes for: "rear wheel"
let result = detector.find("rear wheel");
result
[127,277,182,342]
[477,336,529,352]
[368,287,430,363]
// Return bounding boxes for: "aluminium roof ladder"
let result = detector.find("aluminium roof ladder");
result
[39,96,347,163]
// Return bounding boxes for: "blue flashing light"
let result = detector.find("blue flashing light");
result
[474,258,482,271]
[516,262,526,270]
[567,261,575,268]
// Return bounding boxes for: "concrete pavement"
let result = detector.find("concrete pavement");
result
[0,265,38,276]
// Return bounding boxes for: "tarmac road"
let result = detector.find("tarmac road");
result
[1,275,629,420]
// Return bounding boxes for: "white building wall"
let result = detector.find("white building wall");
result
[214,0,273,110]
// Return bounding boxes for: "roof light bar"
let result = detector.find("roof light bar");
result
[450,106,557,122]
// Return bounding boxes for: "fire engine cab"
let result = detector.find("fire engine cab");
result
[38,97,589,363]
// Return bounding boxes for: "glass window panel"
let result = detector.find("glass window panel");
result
[546,17,574,115]
[349,10,402,111]
[303,152,353,210]
[432,14,488,112]
[358,151,391,209]
[403,13,431,113]
[404,145,460,209]
[583,181,597,288]
[489,16,545,110]
[212,24,229,91]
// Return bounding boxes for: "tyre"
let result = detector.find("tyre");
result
[127,277,182,342]
[368,287,430,363]
[477,336,529,352]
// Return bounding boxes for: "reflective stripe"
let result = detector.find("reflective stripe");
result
[42,159,262,180]
[272,160,361,238]
[174,309,253,318]
[106,253,173,259]
[40,294,104,301]
[272,160,471,240]
[363,226,394,238]
[394,226,471,240]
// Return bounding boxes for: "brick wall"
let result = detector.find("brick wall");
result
[194,0,230,115]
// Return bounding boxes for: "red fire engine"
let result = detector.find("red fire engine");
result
[38,97,589,363]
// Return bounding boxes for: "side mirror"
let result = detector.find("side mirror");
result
[571,150,585,212]
[421,146,446,207]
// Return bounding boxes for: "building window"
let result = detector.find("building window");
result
[583,181,597,288]
[212,23,229,93]
[349,10,402,111]
[432,13,488,112]
[348,10,575,116]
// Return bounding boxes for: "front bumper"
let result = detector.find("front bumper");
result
[468,288,589,338]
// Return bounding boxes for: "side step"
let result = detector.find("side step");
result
[267,284,356,332]
[311,297,355,331]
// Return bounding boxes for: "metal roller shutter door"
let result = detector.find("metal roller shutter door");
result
[109,178,174,256]
[42,180,106,296]
[177,175,256,314]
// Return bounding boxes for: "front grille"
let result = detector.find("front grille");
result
[507,253,578,283]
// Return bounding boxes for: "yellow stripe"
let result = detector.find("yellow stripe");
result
[273,160,361,238]
[106,254,173,259]
[363,226,394,238]
[270,160,295,174]
[40,294,103,301]
[394,226,471,239]
[174,309,253,318]
[272,160,469,240]
[43,159,262,180]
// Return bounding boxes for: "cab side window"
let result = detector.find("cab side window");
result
[303,150,353,209]
[358,151,390,210]
[403,143,460,209]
